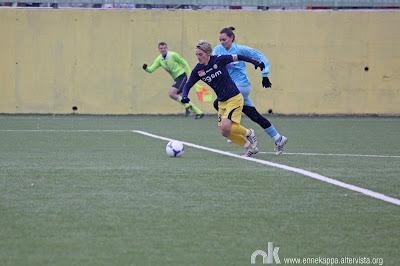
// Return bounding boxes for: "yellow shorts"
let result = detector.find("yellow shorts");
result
[217,94,244,126]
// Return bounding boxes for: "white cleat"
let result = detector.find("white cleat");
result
[274,136,288,155]
[246,129,257,147]
[242,129,258,157]
[243,144,259,157]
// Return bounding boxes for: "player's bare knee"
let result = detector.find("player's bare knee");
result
[220,123,231,137]
[168,90,177,100]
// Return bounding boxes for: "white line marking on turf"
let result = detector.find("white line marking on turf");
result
[133,130,400,206]
[259,151,400,159]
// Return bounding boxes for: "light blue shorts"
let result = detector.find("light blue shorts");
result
[237,85,254,107]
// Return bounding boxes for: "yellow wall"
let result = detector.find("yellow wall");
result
[1,9,399,114]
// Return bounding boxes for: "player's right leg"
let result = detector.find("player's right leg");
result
[218,94,258,157]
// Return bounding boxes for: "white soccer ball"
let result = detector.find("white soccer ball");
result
[165,141,184,157]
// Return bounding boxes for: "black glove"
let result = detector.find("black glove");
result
[255,62,265,71]
[181,97,190,104]
[262,77,272,88]
[142,64,147,70]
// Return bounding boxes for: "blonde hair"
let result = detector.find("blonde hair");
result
[196,40,212,55]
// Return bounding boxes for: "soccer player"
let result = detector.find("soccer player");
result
[143,42,204,119]
[181,41,265,157]
[213,27,288,155]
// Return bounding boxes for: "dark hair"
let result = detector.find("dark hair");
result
[220,26,236,41]
[158,42,167,47]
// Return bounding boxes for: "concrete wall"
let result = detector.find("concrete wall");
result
[0,9,399,114]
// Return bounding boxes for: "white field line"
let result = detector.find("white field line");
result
[133,130,400,206]
[258,151,400,159]
[0,128,398,205]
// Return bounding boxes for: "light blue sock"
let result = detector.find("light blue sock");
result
[265,125,281,142]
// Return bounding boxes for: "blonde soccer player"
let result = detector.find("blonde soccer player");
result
[181,41,265,157]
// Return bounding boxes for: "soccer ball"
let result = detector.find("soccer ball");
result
[165,141,184,157]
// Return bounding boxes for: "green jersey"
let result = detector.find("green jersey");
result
[145,51,191,79]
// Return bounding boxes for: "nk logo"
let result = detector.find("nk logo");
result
[251,242,281,264]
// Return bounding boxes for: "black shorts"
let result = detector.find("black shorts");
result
[172,74,187,94]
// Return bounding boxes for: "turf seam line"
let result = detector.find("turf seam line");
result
[0,129,131,132]
[133,130,400,207]
[2,129,399,158]
[258,151,400,158]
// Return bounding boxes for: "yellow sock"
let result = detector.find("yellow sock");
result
[227,132,248,146]
[231,123,249,137]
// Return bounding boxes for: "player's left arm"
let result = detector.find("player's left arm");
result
[217,54,264,74]
[237,44,270,77]
[173,52,192,76]
[236,45,272,88]
[233,54,265,70]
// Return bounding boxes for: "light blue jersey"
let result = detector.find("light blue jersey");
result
[213,42,283,143]
[213,43,270,87]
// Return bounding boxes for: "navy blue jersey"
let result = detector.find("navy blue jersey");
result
[182,55,241,102]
